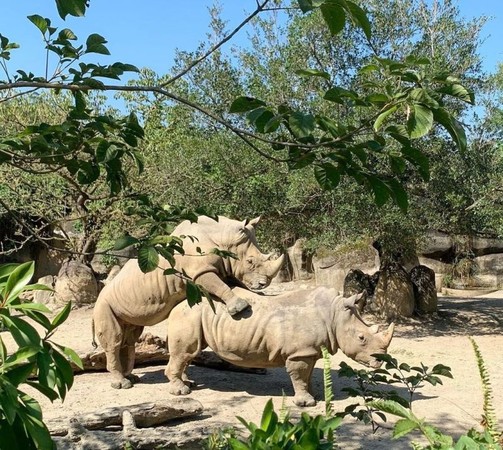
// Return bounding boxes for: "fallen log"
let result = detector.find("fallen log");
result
[48,397,203,436]
[76,332,266,375]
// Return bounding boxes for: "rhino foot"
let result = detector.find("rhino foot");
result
[126,374,140,384]
[226,297,250,316]
[168,379,192,396]
[111,378,133,390]
[293,393,316,407]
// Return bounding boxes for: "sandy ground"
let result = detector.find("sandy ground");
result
[4,283,503,449]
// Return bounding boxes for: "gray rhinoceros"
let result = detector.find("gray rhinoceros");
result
[165,286,395,406]
[93,216,284,389]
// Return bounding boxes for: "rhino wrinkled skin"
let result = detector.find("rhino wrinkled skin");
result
[93,216,284,389]
[166,286,394,407]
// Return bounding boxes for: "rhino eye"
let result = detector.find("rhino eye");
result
[358,333,366,343]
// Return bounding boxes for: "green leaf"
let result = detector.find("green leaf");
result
[3,316,42,348]
[324,86,358,104]
[432,108,467,152]
[388,178,408,213]
[407,104,433,139]
[431,364,453,378]
[10,302,51,314]
[4,261,35,303]
[85,33,110,55]
[57,345,84,370]
[345,1,372,39]
[367,175,390,207]
[113,235,139,250]
[25,381,59,402]
[3,347,39,370]
[18,399,54,450]
[51,302,72,329]
[374,105,399,131]
[297,0,314,13]
[314,163,341,190]
[401,146,430,181]
[55,0,88,19]
[288,112,315,138]
[320,2,346,36]
[437,83,474,104]
[27,15,48,34]
[0,263,19,280]
[367,399,413,419]
[5,362,37,386]
[227,438,250,450]
[138,246,159,272]
[393,418,419,438]
[295,68,330,80]
[298,428,320,449]
[229,96,266,113]
[186,281,202,307]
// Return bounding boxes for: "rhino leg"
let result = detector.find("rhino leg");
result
[93,300,134,389]
[196,272,250,315]
[120,324,144,384]
[285,356,317,407]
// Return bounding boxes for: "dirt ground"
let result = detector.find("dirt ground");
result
[9,282,503,449]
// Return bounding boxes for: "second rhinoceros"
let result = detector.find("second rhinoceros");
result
[166,286,395,406]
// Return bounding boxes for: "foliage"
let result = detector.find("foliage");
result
[228,398,342,449]
[0,261,82,449]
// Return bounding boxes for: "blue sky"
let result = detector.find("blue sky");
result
[1,1,502,81]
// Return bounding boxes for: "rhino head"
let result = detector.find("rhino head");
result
[336,293,394,368]
[230,216,285,290]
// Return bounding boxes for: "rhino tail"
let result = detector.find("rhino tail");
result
[91,317,98,349]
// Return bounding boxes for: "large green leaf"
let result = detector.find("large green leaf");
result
[407,104,433,139]
[229,96,266,113]
[295,68,330,80]
[288,112,315,138]
[186,281,202,307]
[345,0,372,39]
[314,163,341,190]
[113,235,139,250]
[437,83,474,104]
[4,261,35,304]
[401,145,430,181]
[55,0,88,19]
[388,178,408,213]
[374,105,399,131]
[27,15,48,34]
[320,2,346,36]
[432,108,467,152]
[368,399,413,419]
[51,302,72,329]
[367,175,390,207]
[85,33,110,55]
[393,418,419,438]
[138,246,159,273]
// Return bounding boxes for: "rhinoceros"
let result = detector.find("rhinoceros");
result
[165,286,394,406]
[93,216,284,389]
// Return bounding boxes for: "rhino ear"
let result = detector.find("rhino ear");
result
[343,295,358,310]
[247,216,261,228]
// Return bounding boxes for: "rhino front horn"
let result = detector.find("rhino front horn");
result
[383,322,395,346]
[269,254,285,277]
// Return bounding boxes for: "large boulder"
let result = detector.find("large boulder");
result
[418,231,453,259]
[55,261,98,307]
[286,239,312,281]
[473,254,503,288]
[373,263,415,320]
[33,275,56,305]
[418,257,452,292]
[410,265,437,313]
[343,269,375,297]
[313,244,379,293]
[472,236,503,257]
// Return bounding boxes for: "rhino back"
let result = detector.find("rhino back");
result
[199,289,336,367]
[99,258,185,326]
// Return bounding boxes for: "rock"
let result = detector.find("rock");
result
[313,245,379,293]
[55,261,98,307]
[472,236,503,257]
[410,265,437,313]
[343,269,373,297]
[473,254,503,288]
[287,239,312,281]
[33,275,55,305]
[373,263,415,319]
[418,231,453,259]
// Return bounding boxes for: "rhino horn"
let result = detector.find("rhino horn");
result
[267,254,285,276]
[382,322,395,346]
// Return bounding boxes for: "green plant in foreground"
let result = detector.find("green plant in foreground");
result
[337,354,453,432]
[0,261,83,450]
